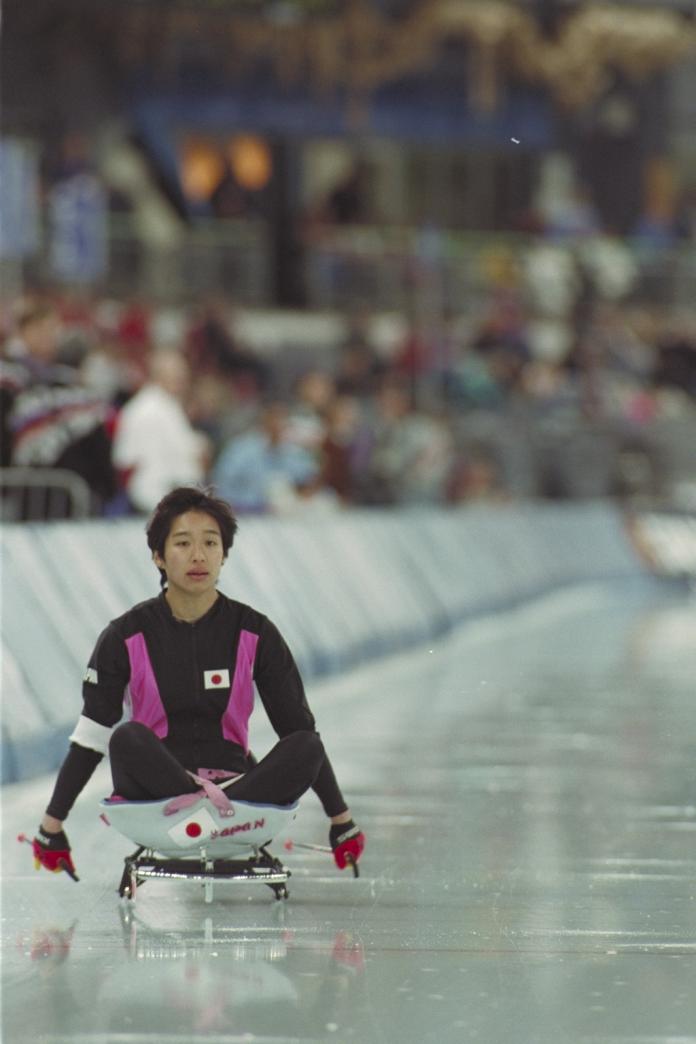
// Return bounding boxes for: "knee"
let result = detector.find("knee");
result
[284,730,325,770]
[109,720,152,759]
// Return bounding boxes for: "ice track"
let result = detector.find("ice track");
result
[3,579,696,1044]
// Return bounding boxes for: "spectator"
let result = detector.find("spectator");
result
[0,297,117,514]
[80,335,136,409]
[520,360,581,421]
[359,382,454,506]
[653,315,696,400]
[544,185,601,239]
[319,395,363,504]
[446,351,508,410]
[335,338,384,398]
[210,161,250,219]
[446,445,507,505]
[112,348,209,514]
[116,296,152,355]
[187,373,242,459]
[319,163,370,226]
[286,370,336,454]
[212,401,319,514]
[186,299,269,396]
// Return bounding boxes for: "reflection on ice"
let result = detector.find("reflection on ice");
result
[12,903,366,1042]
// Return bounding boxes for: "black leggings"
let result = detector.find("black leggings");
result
[109,721,325,808]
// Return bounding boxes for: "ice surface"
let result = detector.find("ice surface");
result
[3,580,696,1043]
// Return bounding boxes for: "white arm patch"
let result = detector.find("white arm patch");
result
[69,715,113,756]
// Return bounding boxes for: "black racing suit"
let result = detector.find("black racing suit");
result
[46,592,347,820]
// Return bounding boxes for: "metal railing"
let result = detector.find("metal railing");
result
[15,215,273,306]
[11,214,696,312]
[303,226,696,312]
[0,468,92,522]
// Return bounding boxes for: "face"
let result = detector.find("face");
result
[23,314,60,362]
[153,510,225,598]
[262,403,288,444]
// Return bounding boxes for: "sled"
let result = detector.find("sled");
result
[100,793,298,903]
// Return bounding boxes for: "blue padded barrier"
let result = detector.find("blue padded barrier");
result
[1,503,645,783]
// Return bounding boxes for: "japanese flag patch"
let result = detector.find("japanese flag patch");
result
[84,667,98,685]
[204,669,230,689]
[167,806,219,848]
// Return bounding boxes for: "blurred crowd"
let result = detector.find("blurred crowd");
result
[2,285,696,521]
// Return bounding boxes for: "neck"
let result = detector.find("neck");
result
[164,588,218,623]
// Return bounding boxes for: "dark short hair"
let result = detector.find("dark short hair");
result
[146,487,238,586]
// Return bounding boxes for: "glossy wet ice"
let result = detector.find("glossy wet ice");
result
[3,579,696,1043]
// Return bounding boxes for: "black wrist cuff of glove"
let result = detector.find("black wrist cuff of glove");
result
[329,820,359,848]
[38,826,69,849]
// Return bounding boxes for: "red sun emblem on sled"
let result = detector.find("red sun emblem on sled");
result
[186,822,202,838]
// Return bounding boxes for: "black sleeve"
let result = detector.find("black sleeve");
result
[253,618,316,737]
[254,618,348,817]
[44,622,130,822]
[45,744,103,821]
[312,754,348,819]
[82,623,131,727]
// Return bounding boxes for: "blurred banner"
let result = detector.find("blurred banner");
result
[0,138,40,259]
[48,172,108,284]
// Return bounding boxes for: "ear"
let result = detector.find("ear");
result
[153,550,165,570]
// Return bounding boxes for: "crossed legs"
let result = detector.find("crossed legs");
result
[109,721,325,807]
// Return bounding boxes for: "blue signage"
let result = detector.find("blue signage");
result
[0,138,40,259]
[49,173,108,284]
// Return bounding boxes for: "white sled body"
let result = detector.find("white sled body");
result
[100,795,298,860]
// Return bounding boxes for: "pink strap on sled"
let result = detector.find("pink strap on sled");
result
[163,772,237,817]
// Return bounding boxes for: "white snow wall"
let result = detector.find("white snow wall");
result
[1,503,646,784]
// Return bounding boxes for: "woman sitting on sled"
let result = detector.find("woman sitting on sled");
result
[32,486,365,881]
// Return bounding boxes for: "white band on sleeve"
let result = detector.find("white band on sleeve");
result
[69,715,113,755]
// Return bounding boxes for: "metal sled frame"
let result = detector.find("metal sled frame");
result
[101,794,298,904]
[118,843,291,903]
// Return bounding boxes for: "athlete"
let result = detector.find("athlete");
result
[32,486,365,880]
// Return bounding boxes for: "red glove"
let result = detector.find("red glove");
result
[31,827,79,882]
[329,820,365,871]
